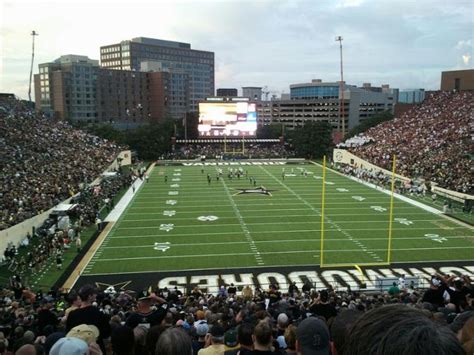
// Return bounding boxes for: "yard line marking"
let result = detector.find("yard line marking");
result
[126,207,428,214]
[115,218,449,229]
[94,249,324,262]
[101,234,474,248]
[259,166,383,263]
[110,226,468,238]
[91,245,474,263]
[219,171,265,266]
[120,212,433,222]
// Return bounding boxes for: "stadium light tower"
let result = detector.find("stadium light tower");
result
[335,35,345,137]
[28,30,39,102]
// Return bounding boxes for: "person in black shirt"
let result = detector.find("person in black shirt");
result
[125,290,168,329]
[308,290,337,322]
[66,284,111,353]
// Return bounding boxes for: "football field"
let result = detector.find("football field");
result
[81,162,474,276]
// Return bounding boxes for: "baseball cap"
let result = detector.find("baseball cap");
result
[67,324,99,344]
[195,322,209,336]
[224,328,238,347]
[49,337,89,355]
[137,290,153,301]
[296,317,330,355]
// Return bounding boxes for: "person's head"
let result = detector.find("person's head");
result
[253,320,273,348]
[67,291,81,307]
[277,313,289,329]
[77,284,97,303]
[155,328,192,355]
[49,337,89,355]
[296,317,330,355]
[284,324,297,351]
[330,310,361,355]
[208,324,225,344]
[460,316,474,354]
[110,325,135,355]
[14,344,37,355]
[237,322,254,348]
[343,304,464,355]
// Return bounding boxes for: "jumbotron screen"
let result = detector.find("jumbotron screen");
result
[198,102,257,137]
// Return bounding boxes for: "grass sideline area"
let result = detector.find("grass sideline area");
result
[79,161,473,276]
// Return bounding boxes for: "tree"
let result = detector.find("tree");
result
[289,121,333,159]
[345,110,393,139]
[257,123,283,139]
[176,112,199,140]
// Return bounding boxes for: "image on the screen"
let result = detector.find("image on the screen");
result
[198,102,257,137]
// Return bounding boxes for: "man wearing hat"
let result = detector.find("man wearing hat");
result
[125,289,167,328]
[296,317,330,355]
[66,284,111,353]
[198,324,226,355]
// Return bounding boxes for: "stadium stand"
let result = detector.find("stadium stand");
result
[348,91,473,194]
[172,143,295,160]
[0,274,471,354]
[0,96,124,230]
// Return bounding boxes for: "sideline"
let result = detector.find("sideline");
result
[309,161,473,230]
[61,163,155,290]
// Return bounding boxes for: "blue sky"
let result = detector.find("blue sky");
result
[0,0,472,100]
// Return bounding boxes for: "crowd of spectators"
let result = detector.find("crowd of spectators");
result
[347,91,473,194]
[0,272,472,354]
[172,144,295,160]
[0,96,124,230]
[2,171,134,278]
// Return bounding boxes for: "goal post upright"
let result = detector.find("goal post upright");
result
[387,154,397,265]
[320,155,327,267]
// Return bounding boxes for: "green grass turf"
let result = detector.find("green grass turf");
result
[82,162,474,275]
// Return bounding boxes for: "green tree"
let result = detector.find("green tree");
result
[289,121,333,159]
[257,123,283,139]
[345,110,393,139]
[86,123,126,143]
[176,112,199,139]
[126,119,174,160]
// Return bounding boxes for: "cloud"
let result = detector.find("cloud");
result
[462,55,471,66]
[456,39,472,50]
[1,0,473,99]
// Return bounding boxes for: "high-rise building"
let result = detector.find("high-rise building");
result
[398,89,425,103]
[242,87,262,101]
[258,79,398,130]
[34,55,168,126]
[34,55,99,120]
[100,37,214,115]
[216,88,238,97]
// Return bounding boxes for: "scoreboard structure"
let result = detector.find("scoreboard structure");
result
[198,97,257,138]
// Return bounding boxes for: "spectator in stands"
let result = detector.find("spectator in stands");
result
[344,304,464,355]
[0,96,125,231]
[198,324,226,355]
[225,322,254,355]
[155,327,192,355]
[330,310,361,355]
[66,284,111,353]
[296,317,330,355]
[125,290,167,329]
[347,91,472,194]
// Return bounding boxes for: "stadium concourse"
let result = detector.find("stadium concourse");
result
[0,93,473,355]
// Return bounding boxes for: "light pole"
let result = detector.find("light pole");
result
[335,36,345,138]
[28,30,39,102]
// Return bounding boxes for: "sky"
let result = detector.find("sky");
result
[0,0,472,100]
